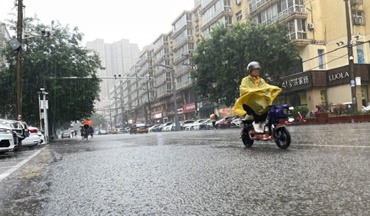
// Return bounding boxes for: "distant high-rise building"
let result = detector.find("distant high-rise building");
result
[86,39,140,112]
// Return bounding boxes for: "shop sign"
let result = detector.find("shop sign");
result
[281,75,310,89]
[328,71,350,82]
[177,108,183,114]
[183,103,195,113]
[154,113,162,119]
[198,100,214,110]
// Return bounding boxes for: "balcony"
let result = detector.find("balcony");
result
[172,36,194,50]
[250,4,307,25]
[250,0,275,14]
[201,8,233,31]
[288,31,311,47]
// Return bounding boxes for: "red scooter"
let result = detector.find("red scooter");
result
[240,104,291,149]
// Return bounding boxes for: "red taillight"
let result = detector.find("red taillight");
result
[29,129,37,133]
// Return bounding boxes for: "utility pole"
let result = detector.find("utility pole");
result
[146,81,151,125]
[16,0,24,118]
[344,0,362,113]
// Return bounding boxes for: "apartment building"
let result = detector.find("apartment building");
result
[247,0,369,112]
[109,0,370,127]
[86,39,140,122]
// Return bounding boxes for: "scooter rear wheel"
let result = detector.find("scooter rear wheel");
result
[273,127,291,149]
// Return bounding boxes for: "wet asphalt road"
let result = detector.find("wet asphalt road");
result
[0,123,370,215]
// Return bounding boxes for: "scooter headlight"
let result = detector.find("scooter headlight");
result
[282,108,288,115]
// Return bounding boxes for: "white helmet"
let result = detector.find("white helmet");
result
[247,61,261,73]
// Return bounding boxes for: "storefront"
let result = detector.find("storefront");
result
[197,99,216,119]
[279,64,370,112]
[182,102,196,120]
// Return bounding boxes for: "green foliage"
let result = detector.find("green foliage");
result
[290,106,309,120]
[192,22,300,106]
[0,18,102,129]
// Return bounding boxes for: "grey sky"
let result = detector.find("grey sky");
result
[1,0,194,48]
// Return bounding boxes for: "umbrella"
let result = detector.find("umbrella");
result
[82,119,94,125]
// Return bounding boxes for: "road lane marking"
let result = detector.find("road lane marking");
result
[292,143,370,148]
[0,149,43,182]
[189,138,370,149]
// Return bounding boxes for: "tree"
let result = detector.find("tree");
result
[192,22,300,106]
[0,17,103,135]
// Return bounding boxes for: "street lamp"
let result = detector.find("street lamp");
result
[40,88,49,144]
[157,64,181,131]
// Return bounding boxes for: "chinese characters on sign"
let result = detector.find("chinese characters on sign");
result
[281,75,310,89]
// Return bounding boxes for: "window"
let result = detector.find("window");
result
[357,44,365,63]
[318,49,325,69]
[352,10,365,25]
[320,90,327,105]
[236,11,242,22]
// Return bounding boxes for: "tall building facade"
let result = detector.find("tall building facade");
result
[86,39,140,123]
[108,0,370,128]
[245,0,369,112]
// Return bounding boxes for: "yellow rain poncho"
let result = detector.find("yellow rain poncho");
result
[233,75,282,116]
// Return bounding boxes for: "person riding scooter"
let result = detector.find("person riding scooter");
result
[233,61,282,133]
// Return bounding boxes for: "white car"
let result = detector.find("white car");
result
[162,122,175,131]
[38,131,45,144]
[157,122,173,132]
[0,123,16,154]
[22,126,41,147]
[148,124,161,132]
[0,119,29,151]
[185,119,206,130]
[181,120,195,130]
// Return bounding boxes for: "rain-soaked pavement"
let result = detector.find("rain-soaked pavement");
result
[1,123,370,215]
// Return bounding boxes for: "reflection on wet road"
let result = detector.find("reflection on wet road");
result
[1,123,370,215]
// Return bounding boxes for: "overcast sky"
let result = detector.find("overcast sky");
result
[1,0,194,49]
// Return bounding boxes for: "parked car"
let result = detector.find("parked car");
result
[149,124,161,132]
[0,119,29,151]
[162,122,175,131]
[0,123,16,154]
[198,119,213,130]
[129,123,149,134]
[98,130,108,135]
[22,126,41,147]
[37,130,45,144]
[181,120,195,130]
[61,131,72,139]
[157,122,173,132]
[184,119,206,130]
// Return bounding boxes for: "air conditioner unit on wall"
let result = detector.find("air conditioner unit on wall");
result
[354,16,364,25]
[351,0,362,5]
[307,23,315,31]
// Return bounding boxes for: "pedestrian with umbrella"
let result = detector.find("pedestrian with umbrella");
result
[81,119,94,140]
